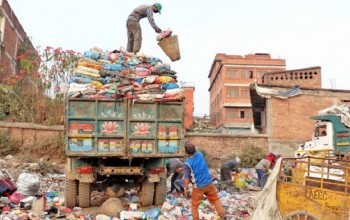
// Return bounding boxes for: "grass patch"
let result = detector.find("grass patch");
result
[0,131,20,156]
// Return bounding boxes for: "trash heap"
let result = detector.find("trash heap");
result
[67,47,184,101]
[0,156,261,219]
[156,189,256,220]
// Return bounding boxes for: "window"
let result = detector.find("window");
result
[226,87,239,98]
[241,89,250,98]
[240,111,245,118]
[242,70,253,79]
[226,109,252,119]
[226,68,239,78]
[315,125,327,137]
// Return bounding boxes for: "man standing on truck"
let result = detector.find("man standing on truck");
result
[126,3,162,53]
[183,142,226,220]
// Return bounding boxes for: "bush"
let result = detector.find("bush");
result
[0,131,20,156]
[238,144,267,168]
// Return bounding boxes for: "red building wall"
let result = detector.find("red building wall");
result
[266,88,350,156]
[182,84,195,131]
[263,66,322,89]
[0,0,34,80]
[208,53,286,129]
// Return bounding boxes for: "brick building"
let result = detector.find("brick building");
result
[0,0,34,80]
[208,53,286,134]
[250,83,350,156]
[263,66,322,89]
[182,82,195,131]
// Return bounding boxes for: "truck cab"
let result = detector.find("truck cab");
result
[302,121,333,151]
[296,115,350,158]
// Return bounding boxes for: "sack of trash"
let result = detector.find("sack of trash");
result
[16,173,40,196]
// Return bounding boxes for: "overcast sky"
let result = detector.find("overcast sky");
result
[7,0,350,116]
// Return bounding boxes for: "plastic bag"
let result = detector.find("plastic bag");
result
[161,83,179,90]
[234,173,246,188]
[156,28,173,41]
[16,173,40,196]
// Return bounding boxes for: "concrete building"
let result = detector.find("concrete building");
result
[250,83,350,156]
[208,53,286,134]
[0,0,34,80]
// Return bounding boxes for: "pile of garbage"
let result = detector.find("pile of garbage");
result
[0,154,260,219]
[67,47,184,102]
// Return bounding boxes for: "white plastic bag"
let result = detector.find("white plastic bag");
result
[16,173,40,196]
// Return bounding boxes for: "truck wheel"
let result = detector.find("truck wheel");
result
[65,179,78,208]
[283,211,320,220]
[139,181,154,206]
[78,182,91,208]
[154,178,167,206]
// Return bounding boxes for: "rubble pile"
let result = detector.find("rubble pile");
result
[192,116,217,133]
[67,47,184,102]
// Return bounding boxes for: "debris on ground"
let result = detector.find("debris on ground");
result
[0,156,261,219]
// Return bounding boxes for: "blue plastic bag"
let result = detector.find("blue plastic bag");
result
[83,51,100,60]
[144,207,160,219]
[161,83,179,90]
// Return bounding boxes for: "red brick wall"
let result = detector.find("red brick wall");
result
[0,122,268,168]
[186,133,268,167]
[263,67,321,89]
[0,0,34,80]
[183,86,194,131]
[209,53,286,128]
[267,88,350,156]
[0,121,64,159]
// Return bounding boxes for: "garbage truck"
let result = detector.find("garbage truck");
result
[64,98,185,208]
[295,113,350,158]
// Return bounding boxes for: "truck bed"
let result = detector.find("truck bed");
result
[65,98,185,158]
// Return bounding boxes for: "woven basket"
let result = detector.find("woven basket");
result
[158,35,181,61]
[99,198,123,217]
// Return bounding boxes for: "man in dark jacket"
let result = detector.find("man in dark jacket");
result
[183,142,226,220]
[165,158,185,193]
[126,3,162,53]
[220,157,241,181]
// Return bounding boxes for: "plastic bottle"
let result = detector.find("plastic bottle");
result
[144,207,160,219]
[120,211,145,220]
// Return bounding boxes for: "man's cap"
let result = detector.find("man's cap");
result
[184,141,196,154]
[184,141,195,148]
[235,157,241,164]
[154,3,162,14]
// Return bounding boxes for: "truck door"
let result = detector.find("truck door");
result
[313,123,332,150]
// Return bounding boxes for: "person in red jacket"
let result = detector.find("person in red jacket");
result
[255,152,281,188]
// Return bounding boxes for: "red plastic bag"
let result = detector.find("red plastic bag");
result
[0,178,17,192]
[10,192,24,204]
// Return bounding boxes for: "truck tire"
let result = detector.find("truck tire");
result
[283,211,320,220]
[154,178,167,206]
[65,179,78,208]
[139,181,154,206]
[78,182,91,208]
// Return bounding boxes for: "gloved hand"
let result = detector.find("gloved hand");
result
[155,28,162,33]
